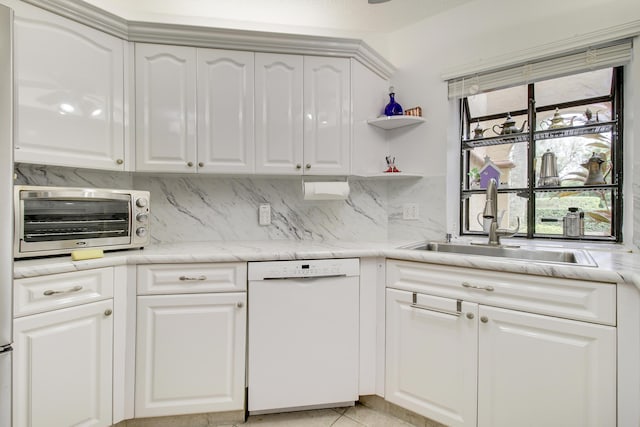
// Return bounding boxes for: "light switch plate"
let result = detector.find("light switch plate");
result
[402,203,419,220]
[259,204,271,225]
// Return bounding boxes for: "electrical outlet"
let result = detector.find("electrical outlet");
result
[402,203,419,220]
[259,204,271,225]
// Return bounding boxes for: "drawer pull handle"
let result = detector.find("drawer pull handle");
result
[179,275,206,281]
[461,282,494,292]
[43,285,83,296]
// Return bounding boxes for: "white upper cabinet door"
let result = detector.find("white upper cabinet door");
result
[135,43,197,173]
[254,53,304,175]
[303,56,350,175]
[197,49,254,173]
[13,2,125,171]
[477,305,616,427]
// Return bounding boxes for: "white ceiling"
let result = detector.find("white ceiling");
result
[82,0,471,36]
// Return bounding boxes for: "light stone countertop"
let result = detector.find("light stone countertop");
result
[13,239,640,289]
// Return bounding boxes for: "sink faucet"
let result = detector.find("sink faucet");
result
[482,178,519,246]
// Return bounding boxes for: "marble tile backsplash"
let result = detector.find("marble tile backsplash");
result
[133,175,389,244]
[15,164,637,247]
[14,165,395,243]
[387,176,447,243]
[15,163,133,189]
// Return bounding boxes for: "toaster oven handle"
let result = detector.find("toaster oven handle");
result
[43,285,83,296]
[20,189,131,201]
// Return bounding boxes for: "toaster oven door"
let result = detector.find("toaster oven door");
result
[17,189,132,255]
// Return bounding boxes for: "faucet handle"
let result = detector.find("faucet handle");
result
[497,216,520,237]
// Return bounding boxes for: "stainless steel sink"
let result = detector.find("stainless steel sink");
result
[405,242,597,267]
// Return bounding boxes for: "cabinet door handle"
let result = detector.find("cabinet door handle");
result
[410,303,461,317]
[305,163,311,169]
[410,293,462,317]
[198,162,204,167]
[237,302,244,308]
[116,158,124,165]
[43,285,83,296]
[179,275,206,281]
[296,164,302,169]
[481,316,489,323]
[104,309,113,316]
[187,161,194,167]
[461,281,494,292]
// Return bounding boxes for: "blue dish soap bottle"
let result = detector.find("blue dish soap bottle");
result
[384,86,403,116]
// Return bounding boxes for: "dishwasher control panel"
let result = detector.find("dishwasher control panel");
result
[248,258,360,280]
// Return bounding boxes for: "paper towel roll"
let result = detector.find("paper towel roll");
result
[303,181,350,200]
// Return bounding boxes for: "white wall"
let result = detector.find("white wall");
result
[386,0,640,246]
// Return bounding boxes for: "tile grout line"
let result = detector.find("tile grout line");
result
[337,412,367,426]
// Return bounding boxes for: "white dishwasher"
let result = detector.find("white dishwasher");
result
[247,258,359,414]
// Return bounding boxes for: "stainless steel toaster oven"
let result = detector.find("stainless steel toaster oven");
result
[14,185,150,258]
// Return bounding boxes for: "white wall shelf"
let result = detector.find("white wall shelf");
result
[352,172,423,179]
[367,116,425,130]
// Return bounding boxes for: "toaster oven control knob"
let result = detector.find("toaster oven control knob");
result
[136,198,148,208]
[136,213,149,223]
[136,227,148,238]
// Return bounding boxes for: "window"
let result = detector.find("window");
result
[459,67,623,242]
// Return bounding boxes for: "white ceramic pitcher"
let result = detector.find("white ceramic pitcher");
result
[477,210,505,233]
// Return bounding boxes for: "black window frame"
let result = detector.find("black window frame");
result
[459,66,624,242]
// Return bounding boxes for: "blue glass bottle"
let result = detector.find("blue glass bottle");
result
[384,86,403,116]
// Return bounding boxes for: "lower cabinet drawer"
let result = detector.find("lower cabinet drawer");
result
[137,263,247,295]
[14,267,114,317]
[386,260,616,325]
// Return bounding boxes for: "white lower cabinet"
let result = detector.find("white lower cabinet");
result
[385,289,478,426]
[13,299,114,427]
[386,260,617,427]
[134,263,247,418]
[13,268,116,427]
[477,305,616,427]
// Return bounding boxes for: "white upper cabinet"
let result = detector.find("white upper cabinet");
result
[197,49,255,173]
[13,2,126,171]
[303,56,350,175]
[135,44,254,173]
[255,53,350,175]
[135,43,197,173]
[254,53,304,174]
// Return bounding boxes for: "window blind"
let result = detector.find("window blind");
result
[447,39,633,99]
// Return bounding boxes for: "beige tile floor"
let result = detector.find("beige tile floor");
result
[223,404,419,427]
